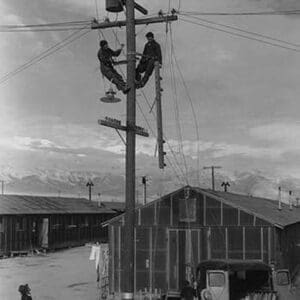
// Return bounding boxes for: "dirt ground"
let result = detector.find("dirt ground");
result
[1,246,299,300]
[0,245,100,300]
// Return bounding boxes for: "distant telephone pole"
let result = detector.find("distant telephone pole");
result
[86,179,94,202]
[1,180,4,195]
[203,166,222,191]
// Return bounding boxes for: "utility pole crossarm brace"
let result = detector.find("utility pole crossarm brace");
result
[91,14,178,30]
[99,117,149,137]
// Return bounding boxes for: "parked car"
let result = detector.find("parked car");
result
[196,260,297,300]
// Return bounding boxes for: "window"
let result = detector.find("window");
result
[179,198,196,222]
[208,272,225,287]
[206,197,221,225]
[67,216,77,228]
[0,217,3,232]
[276,271,290,286]
[16,217,26,231]
[80,216,89,227]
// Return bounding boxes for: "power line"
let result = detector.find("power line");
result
[180,13,300,48]
[0,26,91,85]
[0,20,92,32]
[179,9,300,16]
[168,24,189,184]
[179,16,300,53]
[0,20,91,28]
[109,26,187,185]
[0,27,89,32]
[169,23,201,186]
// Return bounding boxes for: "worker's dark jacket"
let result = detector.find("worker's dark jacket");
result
[97,47,121,68]
[140,40,162,64]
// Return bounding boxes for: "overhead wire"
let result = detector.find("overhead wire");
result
[167,22,189,185]
[169,23,201,186]
[93,0,105,39]
[136,82,187,185]
[0,20,92,32]
[0,25,91,85]
[179,13,300,48]
[179,9,300,16]
[179,16,300,53]
[94,12,186,185]
[136,97,184,185]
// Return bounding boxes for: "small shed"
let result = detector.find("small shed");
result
[105,186,300,296]
[0,194,118,256]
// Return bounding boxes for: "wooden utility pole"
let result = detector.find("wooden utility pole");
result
[155,62,166,169]
[203,166,222,191]
[92,4,177,299]
[123,1,136,297]
[1,180,4,195]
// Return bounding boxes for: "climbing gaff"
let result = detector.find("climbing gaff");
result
[100,87,122,103]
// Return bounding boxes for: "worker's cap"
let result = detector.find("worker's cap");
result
[100,40,108,48]
[145,32,154,38]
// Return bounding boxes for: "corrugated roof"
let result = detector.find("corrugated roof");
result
[198,188,300,227]
[0,195,116,215]
[103,186,300,228]
[97,201,125,212]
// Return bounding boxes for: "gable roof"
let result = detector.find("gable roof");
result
[103,186,300,228]
[197,188,300,228]
[97,201,125,212]
[0,194,116,215]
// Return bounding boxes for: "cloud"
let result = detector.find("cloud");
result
[0,136,66,152]
[166,138,280,160]
[249,122,300,148]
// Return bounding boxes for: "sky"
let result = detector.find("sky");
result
[0,0,300,198]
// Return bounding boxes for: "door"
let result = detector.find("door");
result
[39,218,49,248]
[273,270,297,300]
[168,229,201,291]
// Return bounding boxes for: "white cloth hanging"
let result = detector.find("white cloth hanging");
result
[89,244,101,270]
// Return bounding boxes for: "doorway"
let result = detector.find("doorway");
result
[168,229,202,291]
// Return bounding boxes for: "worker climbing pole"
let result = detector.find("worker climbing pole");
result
[135,32,162,89]
[97,40,130,95]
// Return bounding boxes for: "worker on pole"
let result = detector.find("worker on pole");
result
[98,40,130,94]
[136,32,162,88]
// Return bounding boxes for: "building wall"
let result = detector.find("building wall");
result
[277,223,300,277]
[108,188,279,294]
[0,213,112,255]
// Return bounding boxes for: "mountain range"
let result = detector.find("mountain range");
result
[1,167,300,205]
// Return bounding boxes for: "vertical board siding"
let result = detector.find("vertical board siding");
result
[0,213,112,254]
[108,188,300,295]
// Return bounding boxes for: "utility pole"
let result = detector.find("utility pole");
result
[86,179,94,201]
[203,166,222,191]
[0,180,4,195]
[142,176,147,205]
[123,1,136,298]
[154,62,166,169]
[92,4,177,299]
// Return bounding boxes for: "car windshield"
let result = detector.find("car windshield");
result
[208,272,225,287]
